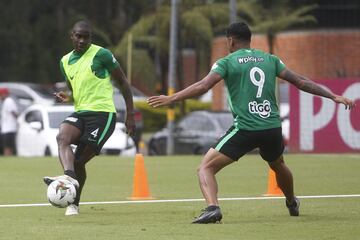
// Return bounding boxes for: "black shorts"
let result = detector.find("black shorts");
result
[62,111,116,155]
[214,127,284,162]
[2,132,16,149]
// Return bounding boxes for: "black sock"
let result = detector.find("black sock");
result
[286,199,296,207]
[64,170,77,179]
[206,205,220,211]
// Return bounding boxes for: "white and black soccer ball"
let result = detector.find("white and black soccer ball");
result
[47,179,76,208]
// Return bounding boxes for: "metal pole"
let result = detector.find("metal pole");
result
[127,33,133,83]
[167,0,179,155]
[223,0,237,110]
[229,0,237,24]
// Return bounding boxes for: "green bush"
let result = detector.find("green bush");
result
[135,99,211,132]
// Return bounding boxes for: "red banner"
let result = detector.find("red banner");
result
[289,80,360,153]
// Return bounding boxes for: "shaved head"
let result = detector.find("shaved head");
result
[70,20,92,53]
[72,20,92,33]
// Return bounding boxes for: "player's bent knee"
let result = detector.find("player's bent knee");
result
[56,132,72,146]
[268,156,284,167]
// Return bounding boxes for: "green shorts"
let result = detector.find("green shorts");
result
[63,111,116,155]
[214,127,284,162]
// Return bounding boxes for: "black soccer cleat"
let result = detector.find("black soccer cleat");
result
[43,175,79,188]
[192,205,223,224]
[286,197,300,216]
[43,176,55,186]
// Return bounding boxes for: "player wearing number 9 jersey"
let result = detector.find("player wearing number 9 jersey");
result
[212,48,285,130]
[147,22,355,223]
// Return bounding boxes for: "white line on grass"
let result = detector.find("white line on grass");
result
[1,194,360,208]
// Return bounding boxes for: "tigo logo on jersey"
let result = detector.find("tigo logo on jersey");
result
[248,100,271,118]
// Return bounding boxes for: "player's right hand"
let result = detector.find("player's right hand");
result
[53,91,70,103]
[147,95,172,107]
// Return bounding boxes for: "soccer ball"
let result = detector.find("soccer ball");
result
[47,179,76,208]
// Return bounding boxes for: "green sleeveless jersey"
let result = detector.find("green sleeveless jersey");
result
[211,48,286,130]
[60,44,118,112]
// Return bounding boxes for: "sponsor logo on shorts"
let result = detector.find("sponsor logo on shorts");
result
[248,100,271,118]
[65,117,78,122]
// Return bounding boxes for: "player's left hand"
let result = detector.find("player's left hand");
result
[147,95,172,107]
[125,114,136,136]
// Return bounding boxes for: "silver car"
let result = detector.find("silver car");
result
[148,111,234,155]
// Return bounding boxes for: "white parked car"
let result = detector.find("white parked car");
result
[0,82,55,112]
[16,104,136,157]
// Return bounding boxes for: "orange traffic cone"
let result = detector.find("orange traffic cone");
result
[264,168,284,196]
[128,154,154,200]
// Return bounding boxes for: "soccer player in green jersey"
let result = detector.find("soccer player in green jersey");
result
[43,20,136,216]
[148,22,355,223]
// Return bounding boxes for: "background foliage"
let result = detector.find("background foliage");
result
[0,0,155,84]
[0,0,257,89]
[135,99,211,132]
[0,0,358,92]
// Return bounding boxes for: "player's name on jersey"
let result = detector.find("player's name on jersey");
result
[238,56,264,64]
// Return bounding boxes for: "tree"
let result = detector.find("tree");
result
[113,0,257,94]
[0,0,152,84]
[250,0,317,54]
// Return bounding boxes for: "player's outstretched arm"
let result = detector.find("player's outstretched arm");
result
[147,72,222,108]
[279,68,355,110]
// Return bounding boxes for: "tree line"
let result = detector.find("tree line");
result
[0,0,316,94]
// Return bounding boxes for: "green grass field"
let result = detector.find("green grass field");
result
[0,154,359,240]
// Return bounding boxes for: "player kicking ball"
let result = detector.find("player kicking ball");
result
[43,20,135,216]
[148,22,355,223]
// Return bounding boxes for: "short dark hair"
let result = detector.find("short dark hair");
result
[73,20,92,31]
[226,22,251,42]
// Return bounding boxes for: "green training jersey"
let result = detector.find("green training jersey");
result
[60,44,119,112]
[211,48,286,130]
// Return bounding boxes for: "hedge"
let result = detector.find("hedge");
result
[135,99,211,132]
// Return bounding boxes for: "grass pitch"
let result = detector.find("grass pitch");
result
[0,154,359,240]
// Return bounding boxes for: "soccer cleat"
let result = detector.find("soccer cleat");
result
[286,197,300,216]
[65,204,79,216]
[192,205,222,224]
[43,175,79,188]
